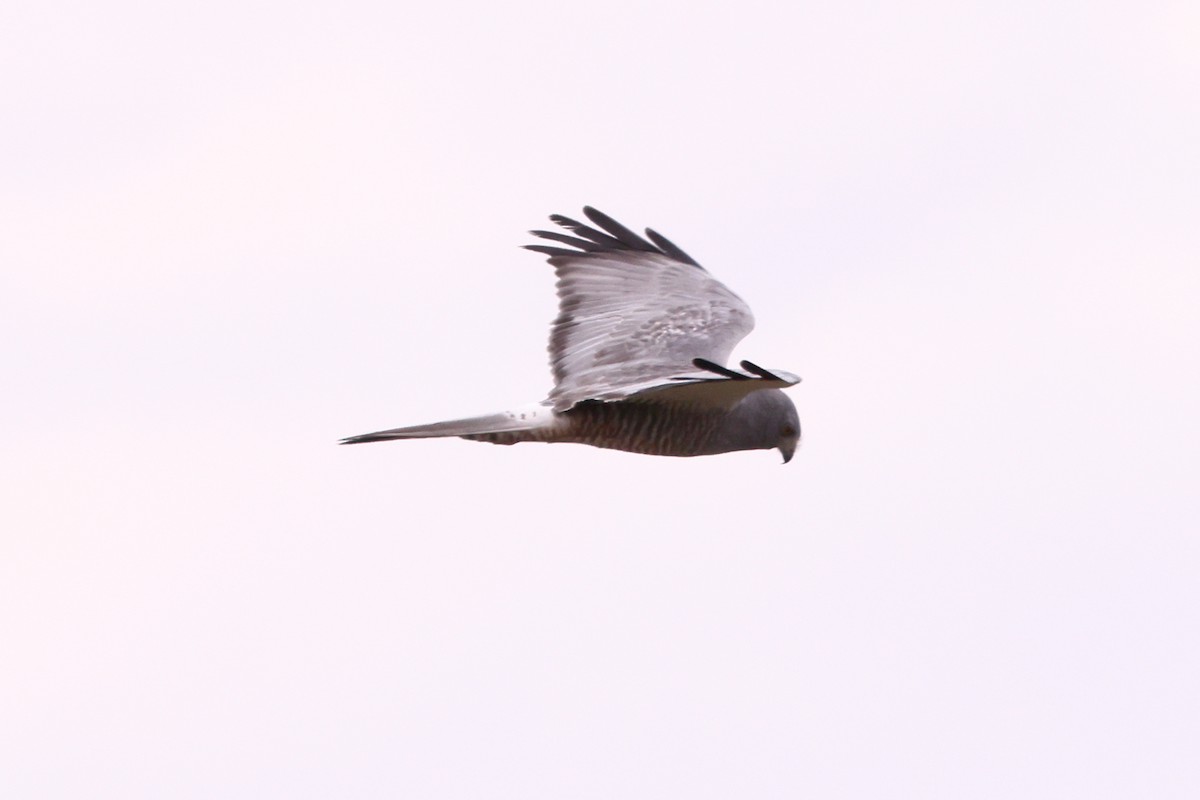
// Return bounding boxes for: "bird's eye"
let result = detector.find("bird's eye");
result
[782,425,797,437]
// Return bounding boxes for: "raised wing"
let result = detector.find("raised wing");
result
[525,207,756,411]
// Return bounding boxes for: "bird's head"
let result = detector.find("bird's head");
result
[777,396,801,464]
[729,390,801,464]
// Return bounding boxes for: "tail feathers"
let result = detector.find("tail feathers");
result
[339,404,556,445]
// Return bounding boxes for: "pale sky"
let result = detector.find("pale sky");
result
[3,1,1198,798]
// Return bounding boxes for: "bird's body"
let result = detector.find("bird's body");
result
[342,207,802,462]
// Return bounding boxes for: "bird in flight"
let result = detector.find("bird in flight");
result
[341,207,802,462]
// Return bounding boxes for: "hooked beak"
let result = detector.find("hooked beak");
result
[780,441,796,464]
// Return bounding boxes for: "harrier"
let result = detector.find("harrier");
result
[341,207,801,462]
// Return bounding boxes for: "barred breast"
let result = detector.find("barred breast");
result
[466,401,726,457]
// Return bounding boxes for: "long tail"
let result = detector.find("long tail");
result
[339,404,557,445]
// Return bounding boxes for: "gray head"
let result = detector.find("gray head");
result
[723,390,801,463]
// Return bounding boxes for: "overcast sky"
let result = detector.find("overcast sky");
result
[3,1,1198,798]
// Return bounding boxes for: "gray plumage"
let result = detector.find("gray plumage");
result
[341,207,802,462]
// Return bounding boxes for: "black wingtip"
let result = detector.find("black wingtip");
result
[523,244,581,258]
[530,229,604,251]
[551,213,626,250]
[549,213,583,228]
[582,206,657,252]
[692,357,750,380]
[739,360,782,381]
[525,208,701,267]
[645,227,700,267]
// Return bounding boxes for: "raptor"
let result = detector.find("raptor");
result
[341,207,802,462]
